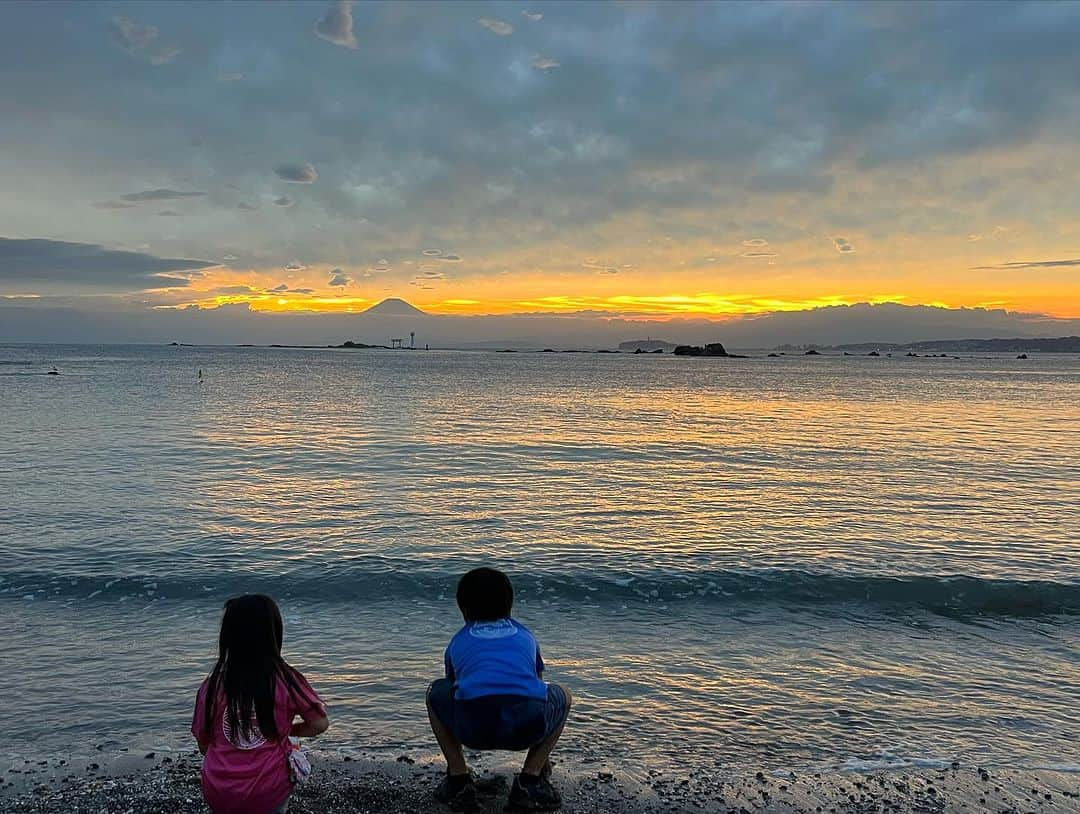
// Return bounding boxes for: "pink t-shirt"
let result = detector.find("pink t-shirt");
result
[191,668,326,814]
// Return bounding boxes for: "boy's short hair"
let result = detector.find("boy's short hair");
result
[456,567,514,621]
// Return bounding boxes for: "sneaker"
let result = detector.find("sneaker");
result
[435,773,479,812]
[506,773,561,811]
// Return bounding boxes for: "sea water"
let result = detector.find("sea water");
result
[1,344,1077,775]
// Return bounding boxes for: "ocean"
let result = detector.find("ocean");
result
[1,344,1077,777]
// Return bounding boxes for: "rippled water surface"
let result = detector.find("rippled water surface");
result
[1,344,1078,773]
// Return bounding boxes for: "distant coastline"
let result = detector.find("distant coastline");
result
[155,334,1080,355]
[777,336,1080,353]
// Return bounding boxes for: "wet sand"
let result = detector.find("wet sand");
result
[3,750,1079,813]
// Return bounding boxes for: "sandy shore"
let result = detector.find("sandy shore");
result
[3,749,1079,813]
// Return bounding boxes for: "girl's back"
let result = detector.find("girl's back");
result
[193,668,324,814]
[192,595,329,814]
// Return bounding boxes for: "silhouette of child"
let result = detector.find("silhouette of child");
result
[427,568,571,812]
[192,595,330,814]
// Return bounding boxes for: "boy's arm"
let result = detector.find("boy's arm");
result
[444,648,456,682]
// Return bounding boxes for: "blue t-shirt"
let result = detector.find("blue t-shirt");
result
[445,618,547,701]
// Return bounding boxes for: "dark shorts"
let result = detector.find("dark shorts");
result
[427,679,569,751]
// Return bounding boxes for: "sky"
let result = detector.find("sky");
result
[1,0,1079,344]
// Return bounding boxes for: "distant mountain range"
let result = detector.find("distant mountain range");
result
[3,298,1079,348]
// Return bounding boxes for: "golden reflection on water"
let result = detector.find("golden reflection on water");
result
[185,351,1080,577]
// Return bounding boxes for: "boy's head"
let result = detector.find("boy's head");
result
[456,567,514,622]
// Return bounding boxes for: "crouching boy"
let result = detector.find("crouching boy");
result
[427,567,572,812]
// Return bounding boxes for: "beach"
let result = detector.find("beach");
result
[4,750,1080,813]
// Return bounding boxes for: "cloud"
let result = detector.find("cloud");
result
[0,237,217,290]
[92,201,135,210]
[582,259,620,275]
[120,189,206,202]
[532,56,560,71]
[973,258,1080,270]
[284,261,306,271]
[832,237,855,254]
[315,1,358,49]
[743,238,769,248]
[522,11,543,22]
[740,251,778,259]
[271,282,315,294]
[478,18,513,36]
[422,249,442,256]
[436,253,462,263]
[967,226,1008,242]
[237,202,258,211]
[157,210,181,217]
[273,196,294,207]
[275,163,318,183]
[218,73,245,83]
[109,16,181,65]
[329,269,352,286]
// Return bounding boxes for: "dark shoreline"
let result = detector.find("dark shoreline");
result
[4,750,1079,813]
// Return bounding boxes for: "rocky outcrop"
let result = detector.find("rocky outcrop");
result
[673,343,746,358]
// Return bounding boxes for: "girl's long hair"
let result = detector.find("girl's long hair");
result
[202,594,303,744]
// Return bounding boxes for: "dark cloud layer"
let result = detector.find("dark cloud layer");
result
[0,1,1078,286]
[0,237,217,290]
[119,189,206,202]
[274,163,318,184]
[975,258,1080,270]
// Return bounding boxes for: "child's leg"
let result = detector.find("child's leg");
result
[522,684,572,776]
[426,680,469,775]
